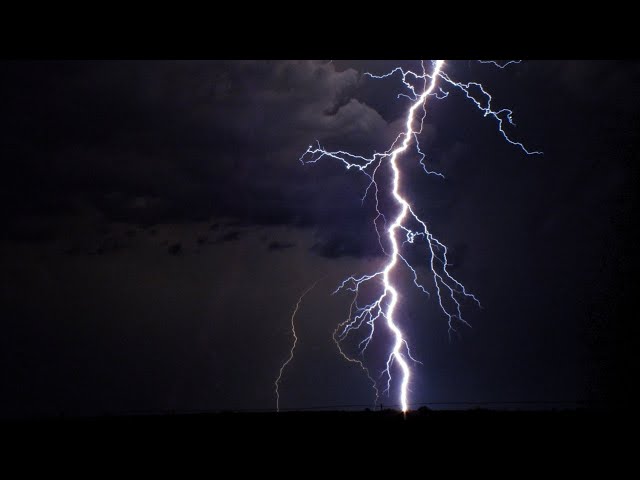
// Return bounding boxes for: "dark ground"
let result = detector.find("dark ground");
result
[3,409,633,473]
[3,409,627,445]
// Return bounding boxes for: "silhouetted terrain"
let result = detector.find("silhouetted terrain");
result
[4,408,634,472]
[2,409,621,441]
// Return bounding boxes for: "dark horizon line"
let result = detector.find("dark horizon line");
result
[1,399,601,422]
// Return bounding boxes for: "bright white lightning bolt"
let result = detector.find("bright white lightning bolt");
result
[299,60,540,413]
[274,280,318,412]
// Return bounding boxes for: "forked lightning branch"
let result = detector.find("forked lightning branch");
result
[276,60,540,413]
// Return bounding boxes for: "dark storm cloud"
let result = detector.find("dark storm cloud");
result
[4,60,636,263]
[552,60,640,112]
[168,243,182,255]
[196,235,208,245]
[267,240,296,251]
[3,218,58,243]
[309,225,383,259]
[0,61,395,258]
[214,231,242,244]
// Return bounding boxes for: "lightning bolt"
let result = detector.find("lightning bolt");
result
[478,60,522,69]
[333,296,380,406]
[274,280,319,412]
[300,60,540,413]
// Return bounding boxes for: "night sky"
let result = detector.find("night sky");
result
[0,60,637,419]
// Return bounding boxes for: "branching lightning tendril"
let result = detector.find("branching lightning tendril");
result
[279,60,540,413]
[274,280,318,412]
